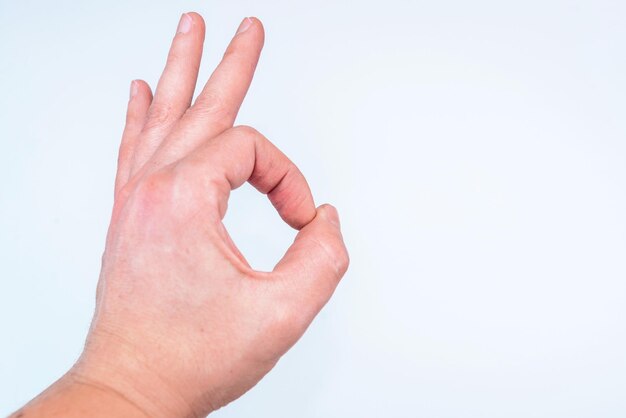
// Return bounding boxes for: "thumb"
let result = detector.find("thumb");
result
[272,204,350,316]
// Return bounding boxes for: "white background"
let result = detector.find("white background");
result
[1,0,626,416]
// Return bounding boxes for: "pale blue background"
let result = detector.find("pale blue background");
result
[1,0,626,416]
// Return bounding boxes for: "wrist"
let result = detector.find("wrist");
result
[10,371,150,418]
[71,328,204,418]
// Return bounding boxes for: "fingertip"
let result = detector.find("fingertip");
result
[235,17,265,43]
[185,11,206,34]
[251,17,266,45]
[317,204,341,228]
[129,79,152,100]
[126,80,152,123]
[248,16,264,33]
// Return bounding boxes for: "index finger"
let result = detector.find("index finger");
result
[181,125,316,230]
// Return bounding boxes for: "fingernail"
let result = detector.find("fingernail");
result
[236,17,253,35]
[177,13,192,34]
[323,205,341,228]
[129,80,138,100]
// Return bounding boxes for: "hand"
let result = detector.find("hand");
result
[14,13,348,418]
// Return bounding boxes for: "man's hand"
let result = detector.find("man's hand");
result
[14,13,348,418]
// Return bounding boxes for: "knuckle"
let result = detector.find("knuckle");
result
[229,125,263,151]
[133,170,174,209]
[191,90,232,121]
[143,104,174,132]
[230,124,260,139]
[337,244,350,276]
[165,48,185,66]
[221,45,245,65]
[116,141,132,164]
[312,233,349,280]
[204,173,229,212]
[125,106,139,124]
[177,160,228,213]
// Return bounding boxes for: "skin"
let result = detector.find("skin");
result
[12,13,349,418]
